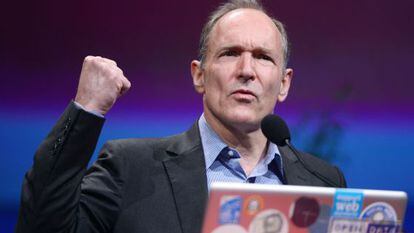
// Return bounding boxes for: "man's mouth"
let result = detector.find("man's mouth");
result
[231,89,257,101]
[232,89,256,96]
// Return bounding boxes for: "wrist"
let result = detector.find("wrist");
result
[73,101,106,117]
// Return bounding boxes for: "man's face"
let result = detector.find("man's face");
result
[191,9,292,131]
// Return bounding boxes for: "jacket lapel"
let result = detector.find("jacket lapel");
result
[279,145,314,185]
[162,123,208,233]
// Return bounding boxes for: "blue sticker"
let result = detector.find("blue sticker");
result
[309,204,332,233]
[219,195,242,224]
[360,202,397,223]
[332,189,364,218]
[367,223,400,233]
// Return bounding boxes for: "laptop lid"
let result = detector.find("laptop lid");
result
[201,182,407,233]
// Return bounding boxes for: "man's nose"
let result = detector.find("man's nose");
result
[237,53,255,82]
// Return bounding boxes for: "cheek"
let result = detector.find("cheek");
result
[259,74,283,108]
[260,70,281,93]
[204,66,231,94]
[202,74,223,109]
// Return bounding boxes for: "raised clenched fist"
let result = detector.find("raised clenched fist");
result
[74,56,131,115]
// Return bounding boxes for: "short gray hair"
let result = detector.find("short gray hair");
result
[198,0,290,69]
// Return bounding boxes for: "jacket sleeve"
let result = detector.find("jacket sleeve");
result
[15,101,106,233]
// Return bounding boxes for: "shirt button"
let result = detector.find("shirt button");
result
[227,150,234,157]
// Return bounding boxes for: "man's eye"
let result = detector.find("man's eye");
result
[220,50,239,57]
[257,54,274,62]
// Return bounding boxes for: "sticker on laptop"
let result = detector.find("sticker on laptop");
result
[243,195,264,216]
[289,196,320,227]
[332,189,364,218]
[360,202,397,223]
[328,218,368,233]
[212,224,247,233]
[366,222,401,233]
[219,195,242,224]
[248,209,288,233]
[309,204,332,233]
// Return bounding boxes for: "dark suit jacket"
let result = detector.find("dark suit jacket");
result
[16,102,346,233]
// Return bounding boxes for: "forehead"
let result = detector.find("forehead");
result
[209,8,282,52]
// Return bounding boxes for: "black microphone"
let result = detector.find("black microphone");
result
[261,114,340,187]
[261,115,291,146]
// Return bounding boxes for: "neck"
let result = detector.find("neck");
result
[203,111,268,164]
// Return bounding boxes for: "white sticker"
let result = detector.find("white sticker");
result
[248,209,288,233]
[328,218,368,233]
[212,224,248,233]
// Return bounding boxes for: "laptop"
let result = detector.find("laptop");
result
[201,182,407,233]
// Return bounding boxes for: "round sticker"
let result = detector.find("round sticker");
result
[360,202,397,223]
[248,209,288,233]
[289,196,320,227]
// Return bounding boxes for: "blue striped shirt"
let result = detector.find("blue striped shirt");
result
[198,114,284,190]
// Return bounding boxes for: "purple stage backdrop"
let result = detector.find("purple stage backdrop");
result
[1,1,414,232]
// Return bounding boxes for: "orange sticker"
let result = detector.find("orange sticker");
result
[243,195,264,216]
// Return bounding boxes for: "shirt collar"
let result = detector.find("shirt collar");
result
[198,114,283,172]
[198,114,228,169]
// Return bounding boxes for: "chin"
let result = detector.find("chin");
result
[224,108,262,129]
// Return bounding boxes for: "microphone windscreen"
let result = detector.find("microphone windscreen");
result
[261,114,291,146]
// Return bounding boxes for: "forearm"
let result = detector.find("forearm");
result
[16,101,105,233]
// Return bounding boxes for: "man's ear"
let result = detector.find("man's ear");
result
[191,60,205,94]
[277,68,293,102]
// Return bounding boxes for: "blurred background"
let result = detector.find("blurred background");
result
[1,0,413,232]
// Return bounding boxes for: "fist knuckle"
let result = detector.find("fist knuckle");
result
[83,57,92,66]
[98,63,111,75]
[116,67,123,74]
[108,59,117,66]
[86,58,101,69]
[116,81,123,91]
[124,78,131,87]
[108,68,119,78]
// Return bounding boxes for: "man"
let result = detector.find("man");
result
[16,1,346,233]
